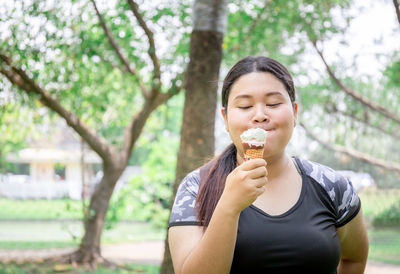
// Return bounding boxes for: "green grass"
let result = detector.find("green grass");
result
[0,241,77,249]
[0,221,165,249]
[368,228,400,265]
[359,189,400,265]
[0,198,147,221]
[0,262,160,274]
[0,198,84,220]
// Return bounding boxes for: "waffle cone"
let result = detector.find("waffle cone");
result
[244,148,264,160]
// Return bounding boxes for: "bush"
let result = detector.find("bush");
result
[373,200,400,227]
[105,133,178,230]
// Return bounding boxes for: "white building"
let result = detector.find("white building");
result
[2,122,102,199]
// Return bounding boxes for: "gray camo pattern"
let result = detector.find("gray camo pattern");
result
[169,158,360,227]
[169,169,200,225]
[297,158,360,226]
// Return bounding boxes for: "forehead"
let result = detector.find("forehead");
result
[229,72,287,101]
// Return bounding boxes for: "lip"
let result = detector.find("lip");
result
[249,127,273,132]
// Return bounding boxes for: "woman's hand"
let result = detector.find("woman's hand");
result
[219,158,268,215]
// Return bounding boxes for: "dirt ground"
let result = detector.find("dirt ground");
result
[0,240,399,273]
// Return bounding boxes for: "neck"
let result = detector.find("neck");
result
[265,153,291,180]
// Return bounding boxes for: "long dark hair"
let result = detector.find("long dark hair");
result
[196,56,296,228]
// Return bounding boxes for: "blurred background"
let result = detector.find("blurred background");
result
[0,0,399,273]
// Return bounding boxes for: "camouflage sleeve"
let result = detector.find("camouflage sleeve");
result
[297,158,361,227]
[168,169,201,228]
[333,175,361,227]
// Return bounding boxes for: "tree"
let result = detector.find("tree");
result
[0,0,188,266]
[300,39,400,174]
[161,0,400,269]
[160,0,229,272]
[223,0,400,178]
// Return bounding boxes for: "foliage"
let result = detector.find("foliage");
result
[103,93,182,229]
[310,146,400,188]
[0,262,160,274]
[0,0,190,147]
[223,0,400,180]
[107,127,180,229]
[223,0,351,67]
[384,57,400,89]
[1,0,189,258]
[359,189,400,219]
[373,200,400,227]
[0,101,43,172]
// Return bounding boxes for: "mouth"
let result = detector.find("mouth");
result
[247,127,273,132]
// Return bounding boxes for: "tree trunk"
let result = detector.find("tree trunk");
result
[160,0,228,273]
[72,162,125,265]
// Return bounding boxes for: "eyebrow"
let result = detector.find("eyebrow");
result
[233,92,284,101]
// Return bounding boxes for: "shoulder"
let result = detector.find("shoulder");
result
[169,169,201,227]
[296,158,349,199]
[295,157,361,227]
[180,169,201,195]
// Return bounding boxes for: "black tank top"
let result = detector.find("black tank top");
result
[231,158,341,273]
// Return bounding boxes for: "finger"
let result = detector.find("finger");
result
[256,186,266,196]
[248,166,267,179]
[240,158,267,171]
[252,177,268,188]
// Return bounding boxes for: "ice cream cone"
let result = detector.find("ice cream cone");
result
[240,128,267,161]
[244,147,264,160]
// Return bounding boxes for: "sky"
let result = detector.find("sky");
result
[325,0,399,77]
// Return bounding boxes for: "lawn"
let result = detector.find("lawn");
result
[359,188,400,265]
[0,198,144,221]
[0,262,160,274]
[0,198,84,220]
[368,228,400,265]
[0,220,165,249]
[0,189,400,265]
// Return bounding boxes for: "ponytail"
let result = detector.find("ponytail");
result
[196,143,237,228]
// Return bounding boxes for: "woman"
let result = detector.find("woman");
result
[168,56,369,273]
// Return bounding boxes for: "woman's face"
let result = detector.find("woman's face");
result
[222,72,298,162]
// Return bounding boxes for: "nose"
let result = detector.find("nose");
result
[252,104,269,123]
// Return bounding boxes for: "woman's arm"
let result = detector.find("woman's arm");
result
[168,159,267,274]
[168,203,240,274]
[337,209,369,274]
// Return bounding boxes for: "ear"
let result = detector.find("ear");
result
[293,102,298,127]
[221,107,229,132]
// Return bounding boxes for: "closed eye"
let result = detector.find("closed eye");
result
[267,103,282,107]
[238,106,251,109]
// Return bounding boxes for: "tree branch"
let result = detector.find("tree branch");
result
[227,0,271,54]
[311,40,400,125]
[300,121,400,174]
[120,76,183,164]
[0,54,116,164]
[324,100,400,139]
[90,0,150,98]
[127,0,161,91]
[393,0,400,27]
